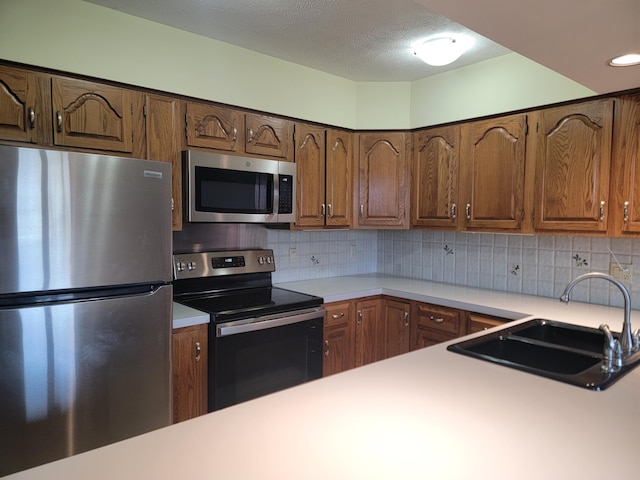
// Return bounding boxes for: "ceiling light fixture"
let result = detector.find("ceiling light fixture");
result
[413,36,470,67]
[608,53,640,67]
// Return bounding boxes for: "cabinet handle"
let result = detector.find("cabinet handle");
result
[247,127,254,143]
[624,201,629,223]
[232,125,237,142]
[357,310,362,325]
[27,107,35,129]
[403,311,409,327]
[321,203,326,217]
[599,200,605,222]
[359,204,364,216]
[56,111,63,133]
[450,203,456,220]
[195,342,201,362]
[465,203,471,221]
[331,312,345,319]
[430,315,444,323]
[324,340,330,356]
[328,204,334,218]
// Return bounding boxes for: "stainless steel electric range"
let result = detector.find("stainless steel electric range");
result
[173,249,325,411]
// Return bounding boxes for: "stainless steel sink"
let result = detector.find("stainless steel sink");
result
[447,318,640,390]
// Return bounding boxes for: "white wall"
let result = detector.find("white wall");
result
[0,0,595,130]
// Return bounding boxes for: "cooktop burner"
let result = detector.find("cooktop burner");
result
[178,287,322,322]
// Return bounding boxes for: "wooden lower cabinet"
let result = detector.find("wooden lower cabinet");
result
[467,312,509,334]
[410,302,465,350]
[323,301,356,376]
[172,324,208,423]
[355,297,385,367]
[383,298,411,359]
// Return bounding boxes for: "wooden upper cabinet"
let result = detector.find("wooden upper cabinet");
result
[612,95,640,235]
[295,124,326,227]
[245,113,293,160]
[51,76,135,153]
[356,132,409,228]
[411,125,460,229]
[0,65,51,145]
[325,129,353,227]
[295,126,353,229]
[532,98,614,233]
[459,114,527,231]
[186,102,242,152]
[144,94,185,231]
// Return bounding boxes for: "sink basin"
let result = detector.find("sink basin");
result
[447,318,640,391]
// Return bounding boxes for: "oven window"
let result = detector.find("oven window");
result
[211,318,322,411]
[195,166,273,214]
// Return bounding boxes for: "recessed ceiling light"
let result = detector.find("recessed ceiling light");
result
[413,36,473,67]
[608,53,640,67]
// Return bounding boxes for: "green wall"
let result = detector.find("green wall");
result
[0,0,595,130]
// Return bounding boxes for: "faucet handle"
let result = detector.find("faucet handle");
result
[633,328,640,352]
[600,324,622,372]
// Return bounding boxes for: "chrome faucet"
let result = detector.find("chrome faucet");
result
[560,272,636,358]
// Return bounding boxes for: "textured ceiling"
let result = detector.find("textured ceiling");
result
[83,0,639,92]
[82,0,511,82]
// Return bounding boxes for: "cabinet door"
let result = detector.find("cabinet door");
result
[323,301,356,376]
[355,297,384,367]
[326,129,353,227]
[172,324,208,423]
[411,125,460,229]
[245,113,293,160]
[460,114,527,231]
[467,312,509,334]
[51,76,135,153]
[295,124,326,227]
[145,94,185,231]
[410,302,463,351]
[610,95,640,234]
[0,65,51,144]
[533,99,613,232]
[356,132,409,228]
[185,102,242,152]
[383,298,411,359]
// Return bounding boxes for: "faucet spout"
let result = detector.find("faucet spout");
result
[560,272,634,356]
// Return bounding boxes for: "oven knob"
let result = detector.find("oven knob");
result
[176,262,186,272]
[187,261,197,271]
[266,256,272,264]
[258,256,265,265]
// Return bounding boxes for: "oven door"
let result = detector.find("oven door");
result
[210,307,324,411]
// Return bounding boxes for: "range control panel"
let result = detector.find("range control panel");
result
[173,249,275,280]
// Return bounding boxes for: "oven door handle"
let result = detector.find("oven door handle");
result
[217,307,325,337]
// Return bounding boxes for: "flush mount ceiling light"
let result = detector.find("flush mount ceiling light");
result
[413,36,471,67]
[608,53,640,67]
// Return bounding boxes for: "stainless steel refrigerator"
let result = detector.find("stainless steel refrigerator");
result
[0,145,173,476]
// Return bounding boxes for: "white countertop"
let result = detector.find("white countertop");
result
[172,302,209,329]
[9,275,640,479]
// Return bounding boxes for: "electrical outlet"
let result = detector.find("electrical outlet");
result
[289,247,297,264]
[609,263,633,282]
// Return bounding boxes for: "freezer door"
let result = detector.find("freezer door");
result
[0,145,172,295]
[0,285,172,477]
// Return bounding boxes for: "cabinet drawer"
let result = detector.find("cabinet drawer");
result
[414,303,462,335]
[467,313,508,334]
[324,301,353,327]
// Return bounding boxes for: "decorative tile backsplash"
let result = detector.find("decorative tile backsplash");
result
[267,229,640,310]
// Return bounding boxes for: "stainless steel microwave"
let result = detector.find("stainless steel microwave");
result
[184,150,296,223]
